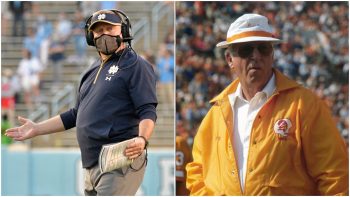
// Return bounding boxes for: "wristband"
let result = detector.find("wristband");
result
[138,136,149,149]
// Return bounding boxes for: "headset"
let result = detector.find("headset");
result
[85,9,133,47]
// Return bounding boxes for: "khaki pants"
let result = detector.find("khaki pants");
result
[84,152,146,196]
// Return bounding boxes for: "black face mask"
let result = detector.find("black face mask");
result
[94,34,122,55]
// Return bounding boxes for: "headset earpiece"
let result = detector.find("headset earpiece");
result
[85,15,95,46]
[121,23,129,40]
[86,31,95,46]
[111,10,133,42]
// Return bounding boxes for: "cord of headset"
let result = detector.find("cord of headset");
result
[129,147,148,171]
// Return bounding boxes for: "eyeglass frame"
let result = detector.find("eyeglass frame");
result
[228,42,274,59]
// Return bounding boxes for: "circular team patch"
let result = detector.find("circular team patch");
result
[274,119,292,139]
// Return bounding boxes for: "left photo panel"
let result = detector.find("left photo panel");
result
[1,1,175,195]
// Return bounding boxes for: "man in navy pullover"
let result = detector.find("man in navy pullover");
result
[6,9,158,195]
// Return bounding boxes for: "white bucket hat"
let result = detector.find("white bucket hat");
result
[216,14,281,48]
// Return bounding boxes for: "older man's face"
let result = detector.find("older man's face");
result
[226,41,274,91]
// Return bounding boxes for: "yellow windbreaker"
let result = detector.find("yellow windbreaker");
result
[186,69,349,195]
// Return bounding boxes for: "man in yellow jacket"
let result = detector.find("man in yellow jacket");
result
[186,13,348,195]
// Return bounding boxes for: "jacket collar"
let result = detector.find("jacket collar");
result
[210,68,300,104]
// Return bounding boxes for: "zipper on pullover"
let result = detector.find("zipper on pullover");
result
[93,56,112,84]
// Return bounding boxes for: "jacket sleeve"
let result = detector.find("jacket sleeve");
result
[301,96,349,195]
[129,58,158,121]
[60,109,76,130]
[186,111,215,196]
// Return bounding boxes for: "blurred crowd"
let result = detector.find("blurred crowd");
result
[1,2,119,129]
[176,2,349,146]
[1,1,174,145]
[140,27,175,109]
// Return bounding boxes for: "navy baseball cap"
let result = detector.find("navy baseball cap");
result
[88,11,122,31]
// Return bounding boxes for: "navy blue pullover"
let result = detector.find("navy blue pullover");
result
[60,48,157,168]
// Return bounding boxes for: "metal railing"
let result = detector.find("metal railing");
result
[132,18,151,50]
[151,2,173,43]
[15,83,75,124]
[50,84,75,116]
[28,104,50,122]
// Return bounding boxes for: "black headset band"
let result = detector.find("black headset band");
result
[109,10,129,21]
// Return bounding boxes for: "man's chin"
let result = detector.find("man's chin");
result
[247,73,265,85]
[247,74,271,90]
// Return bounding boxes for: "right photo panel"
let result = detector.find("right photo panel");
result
[176,1,349,196]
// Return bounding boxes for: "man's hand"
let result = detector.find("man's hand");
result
[124,137,146,159]
[5,116,38,141]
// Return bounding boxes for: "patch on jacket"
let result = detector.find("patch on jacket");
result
[105,65,119,81]
[274,119,292,140]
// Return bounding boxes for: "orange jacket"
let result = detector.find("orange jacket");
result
[186,69,349,195]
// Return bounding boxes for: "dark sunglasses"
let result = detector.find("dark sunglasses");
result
[233,43,273,58]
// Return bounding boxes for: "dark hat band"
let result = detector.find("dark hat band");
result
[89,13,122,31]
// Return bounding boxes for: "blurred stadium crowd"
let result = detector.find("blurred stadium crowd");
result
[176,2,349,147]
[1,1,122,143]
[1,1,174,146]
[1,2,99,126]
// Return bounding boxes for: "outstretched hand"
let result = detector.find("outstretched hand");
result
[124,137,146,160]
[5,116,38,141]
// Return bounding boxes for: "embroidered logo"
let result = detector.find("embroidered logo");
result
[108,65,119,75]
[105,65,119,81]
[274,119,291,140]
[98,14,106,20]
[105,76,111,81]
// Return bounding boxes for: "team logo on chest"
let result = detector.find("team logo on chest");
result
[105,65,119,81]
[273,119,292,140]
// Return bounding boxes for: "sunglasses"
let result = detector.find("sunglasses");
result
[232,43,273,58]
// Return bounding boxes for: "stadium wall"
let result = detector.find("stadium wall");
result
[1,147,174,195]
